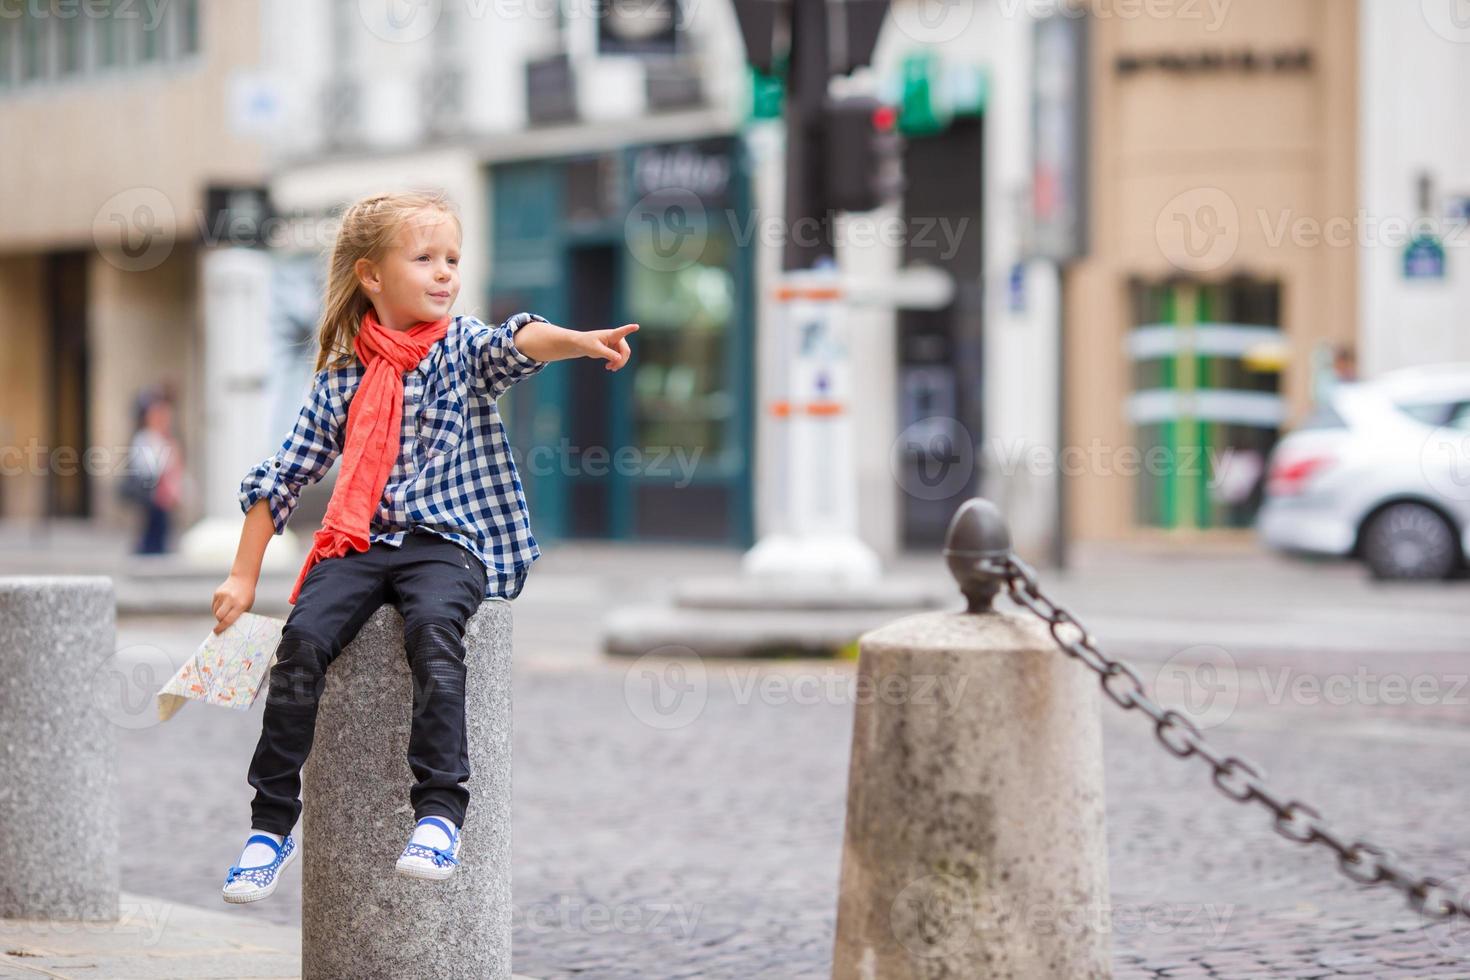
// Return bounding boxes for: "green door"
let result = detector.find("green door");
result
[1128,279,1285,530]
[489,139,755,546]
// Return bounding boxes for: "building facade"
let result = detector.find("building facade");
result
[1062,0,1358,541]
[0,0,264,534]
[257,0,760,547]
[1359,0,1470,376]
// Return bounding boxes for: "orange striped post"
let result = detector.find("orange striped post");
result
[743,266,882,584]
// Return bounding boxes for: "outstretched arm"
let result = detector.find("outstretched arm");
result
[514,319,638,371]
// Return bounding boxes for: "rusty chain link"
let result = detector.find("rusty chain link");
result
[980,553,1467,924]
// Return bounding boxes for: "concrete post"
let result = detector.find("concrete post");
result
[301,600,513,980]
[831,500,1112,978]
[0,577,119,921]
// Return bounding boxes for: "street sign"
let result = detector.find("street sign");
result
[1404,234,1446,280]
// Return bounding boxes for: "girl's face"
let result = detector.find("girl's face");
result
[357,210,462,329]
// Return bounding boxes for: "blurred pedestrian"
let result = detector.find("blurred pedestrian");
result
[125,389,187,555]
[1311,342,1358,406]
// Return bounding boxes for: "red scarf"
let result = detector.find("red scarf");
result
[289,308,451,604]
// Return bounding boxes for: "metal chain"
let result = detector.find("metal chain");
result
[983,553,1467,923]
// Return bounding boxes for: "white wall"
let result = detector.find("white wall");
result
[1359,0,1470,375]
[261,0,746,159]
[863,0,1062,559]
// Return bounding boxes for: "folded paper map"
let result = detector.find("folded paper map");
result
[156,612,286,722]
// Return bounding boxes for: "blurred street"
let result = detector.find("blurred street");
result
[4,0,1470,976]
[76,535,1470,979]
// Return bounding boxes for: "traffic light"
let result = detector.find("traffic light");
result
[821,95,905,213]
[731,0,789,76]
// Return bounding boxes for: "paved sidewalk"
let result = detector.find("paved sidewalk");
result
[6,518,1470,977]
[0,892,542,980]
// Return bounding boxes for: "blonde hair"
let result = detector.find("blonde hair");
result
[314,189,463,372]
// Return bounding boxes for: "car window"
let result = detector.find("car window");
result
[1449,402,1470,432]
[1297,403,1347,430]
[1395,400,1456,426]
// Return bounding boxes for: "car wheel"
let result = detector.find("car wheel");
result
[1360,503,1461,581]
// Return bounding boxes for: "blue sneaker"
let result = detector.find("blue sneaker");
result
[395,816,461,881]
[222,832,298,904]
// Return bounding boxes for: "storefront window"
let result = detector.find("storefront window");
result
[1128,278,1284,530]
[624,235,736,472]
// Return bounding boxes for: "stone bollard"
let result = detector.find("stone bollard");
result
[301,600,514,980]
[0,577,119,921]
[831,500,1112,979]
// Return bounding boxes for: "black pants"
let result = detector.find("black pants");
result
[246,528,489,836]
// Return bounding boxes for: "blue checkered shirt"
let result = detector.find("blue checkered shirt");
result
[239,312,551,600]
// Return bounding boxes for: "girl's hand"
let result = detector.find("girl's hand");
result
[582,323,639,371]
[212,573,257,635]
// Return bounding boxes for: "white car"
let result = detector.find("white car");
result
[1256,364,1470,580]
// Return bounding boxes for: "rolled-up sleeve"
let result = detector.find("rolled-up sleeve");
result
[468,312,552,399]
[238,368,345,535]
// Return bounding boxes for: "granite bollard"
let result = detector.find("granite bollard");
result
[831,501,1112,979]
[0,576,119,921]
[300,600,514,980]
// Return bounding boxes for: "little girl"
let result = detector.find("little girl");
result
[210,189,637,902]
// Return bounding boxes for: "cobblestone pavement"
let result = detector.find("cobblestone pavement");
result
[99,542,1470,979]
